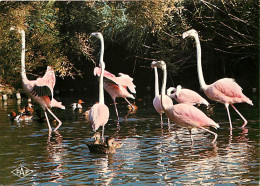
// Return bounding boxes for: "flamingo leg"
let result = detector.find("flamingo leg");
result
[46,108,62,131]
[199,127,218,144]
[230,104,248,128]
[160,114,163,128]
[188,128,194,145]
[102,125,105,143]
[124,98,135,111]
[44,111,52,132]
[225,103,233,130]
[113,98,120,121]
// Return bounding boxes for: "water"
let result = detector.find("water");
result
[0,97,259,185]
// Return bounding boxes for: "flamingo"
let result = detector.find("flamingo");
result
[152,60,219,144]
[89,32,109,142]
[183,29,253,129]
[151,63,170,127]
[93,67,136,121]
[93,38,136,121]
[167,85,209,106]
[10,26,65,132]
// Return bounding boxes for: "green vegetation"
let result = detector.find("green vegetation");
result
[0,1,258,93]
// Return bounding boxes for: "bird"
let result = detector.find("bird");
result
[89,32,110,142]
[93,37,136,121]
[10,26,65,132]
[8,111,33,122]
[167,85,209,106]
[71,99,84,111]
[183,29,253,129]
[91,132,102,144]
[93,67,136,121]
[151,63,170,127]
[87,136,116,154]
[153,60,219,144]
[90,131,123,148]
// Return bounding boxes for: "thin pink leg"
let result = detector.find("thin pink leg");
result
[225,104,233,130]
[199,127,218,144]
[46,108,62,131]
[44,111,52,132]
[124,98,135,111]
[102,125,105,143]
[113,98,120,121]
[230,104,248,128]
[188,128,194,146]
[160,114,163,128]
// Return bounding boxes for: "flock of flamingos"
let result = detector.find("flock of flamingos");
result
[9,27,253,154]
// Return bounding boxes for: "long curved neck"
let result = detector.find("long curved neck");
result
[194,35,207,90]
[98,37,105,104]
[161,66,167,96]
[154,67,159,96]
[20,30,27,81]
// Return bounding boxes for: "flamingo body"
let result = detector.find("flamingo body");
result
[94,67,136,99]
[167,86,209,106]
[204,78,252,105]
[89,103,109,131]
[163,102,218,129]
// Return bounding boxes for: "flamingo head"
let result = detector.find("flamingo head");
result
[167,87,176,96]
[182,29,198,39]
[151,60,166,70]
[10,26,25,34]
[91,32,103,40]
[175,85,182,97]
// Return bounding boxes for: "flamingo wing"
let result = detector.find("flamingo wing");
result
[172,104,217,128]
[116,73,136,94]
[213,78,243,98]
[30,66,55,99]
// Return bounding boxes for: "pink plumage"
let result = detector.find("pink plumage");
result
[183,29,253,129]
[11,26,64,132]
[94,67,136,120]
[205,78,253,105]
[89,103,109,131]
[167,86,209,106]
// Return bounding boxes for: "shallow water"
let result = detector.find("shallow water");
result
[0,97,259,185]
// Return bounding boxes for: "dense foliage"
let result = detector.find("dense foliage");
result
[0,1,258,94]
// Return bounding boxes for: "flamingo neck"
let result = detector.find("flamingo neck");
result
[194,35,207,90]
[161,66,167,96]
[98,37,105,105]
[154,67,159,96]
[20,30,28,81]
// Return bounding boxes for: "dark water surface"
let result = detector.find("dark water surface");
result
[0,97,259,185]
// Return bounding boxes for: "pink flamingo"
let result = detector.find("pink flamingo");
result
[10,27,65,132]
[183,29,253,129]
[151,62,170,127]
[153,60,219,144]
[89,32,109,142]
[93,59,136,121]
[167,85,209,106]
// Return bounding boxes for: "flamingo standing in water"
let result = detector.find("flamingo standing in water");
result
[151,63,170,127]
[10,27,65,132]
[167,85,209,106]
[152,60,219,144]
[93,35,136,121]
[89,32,109,142]
[183,29,253,129]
